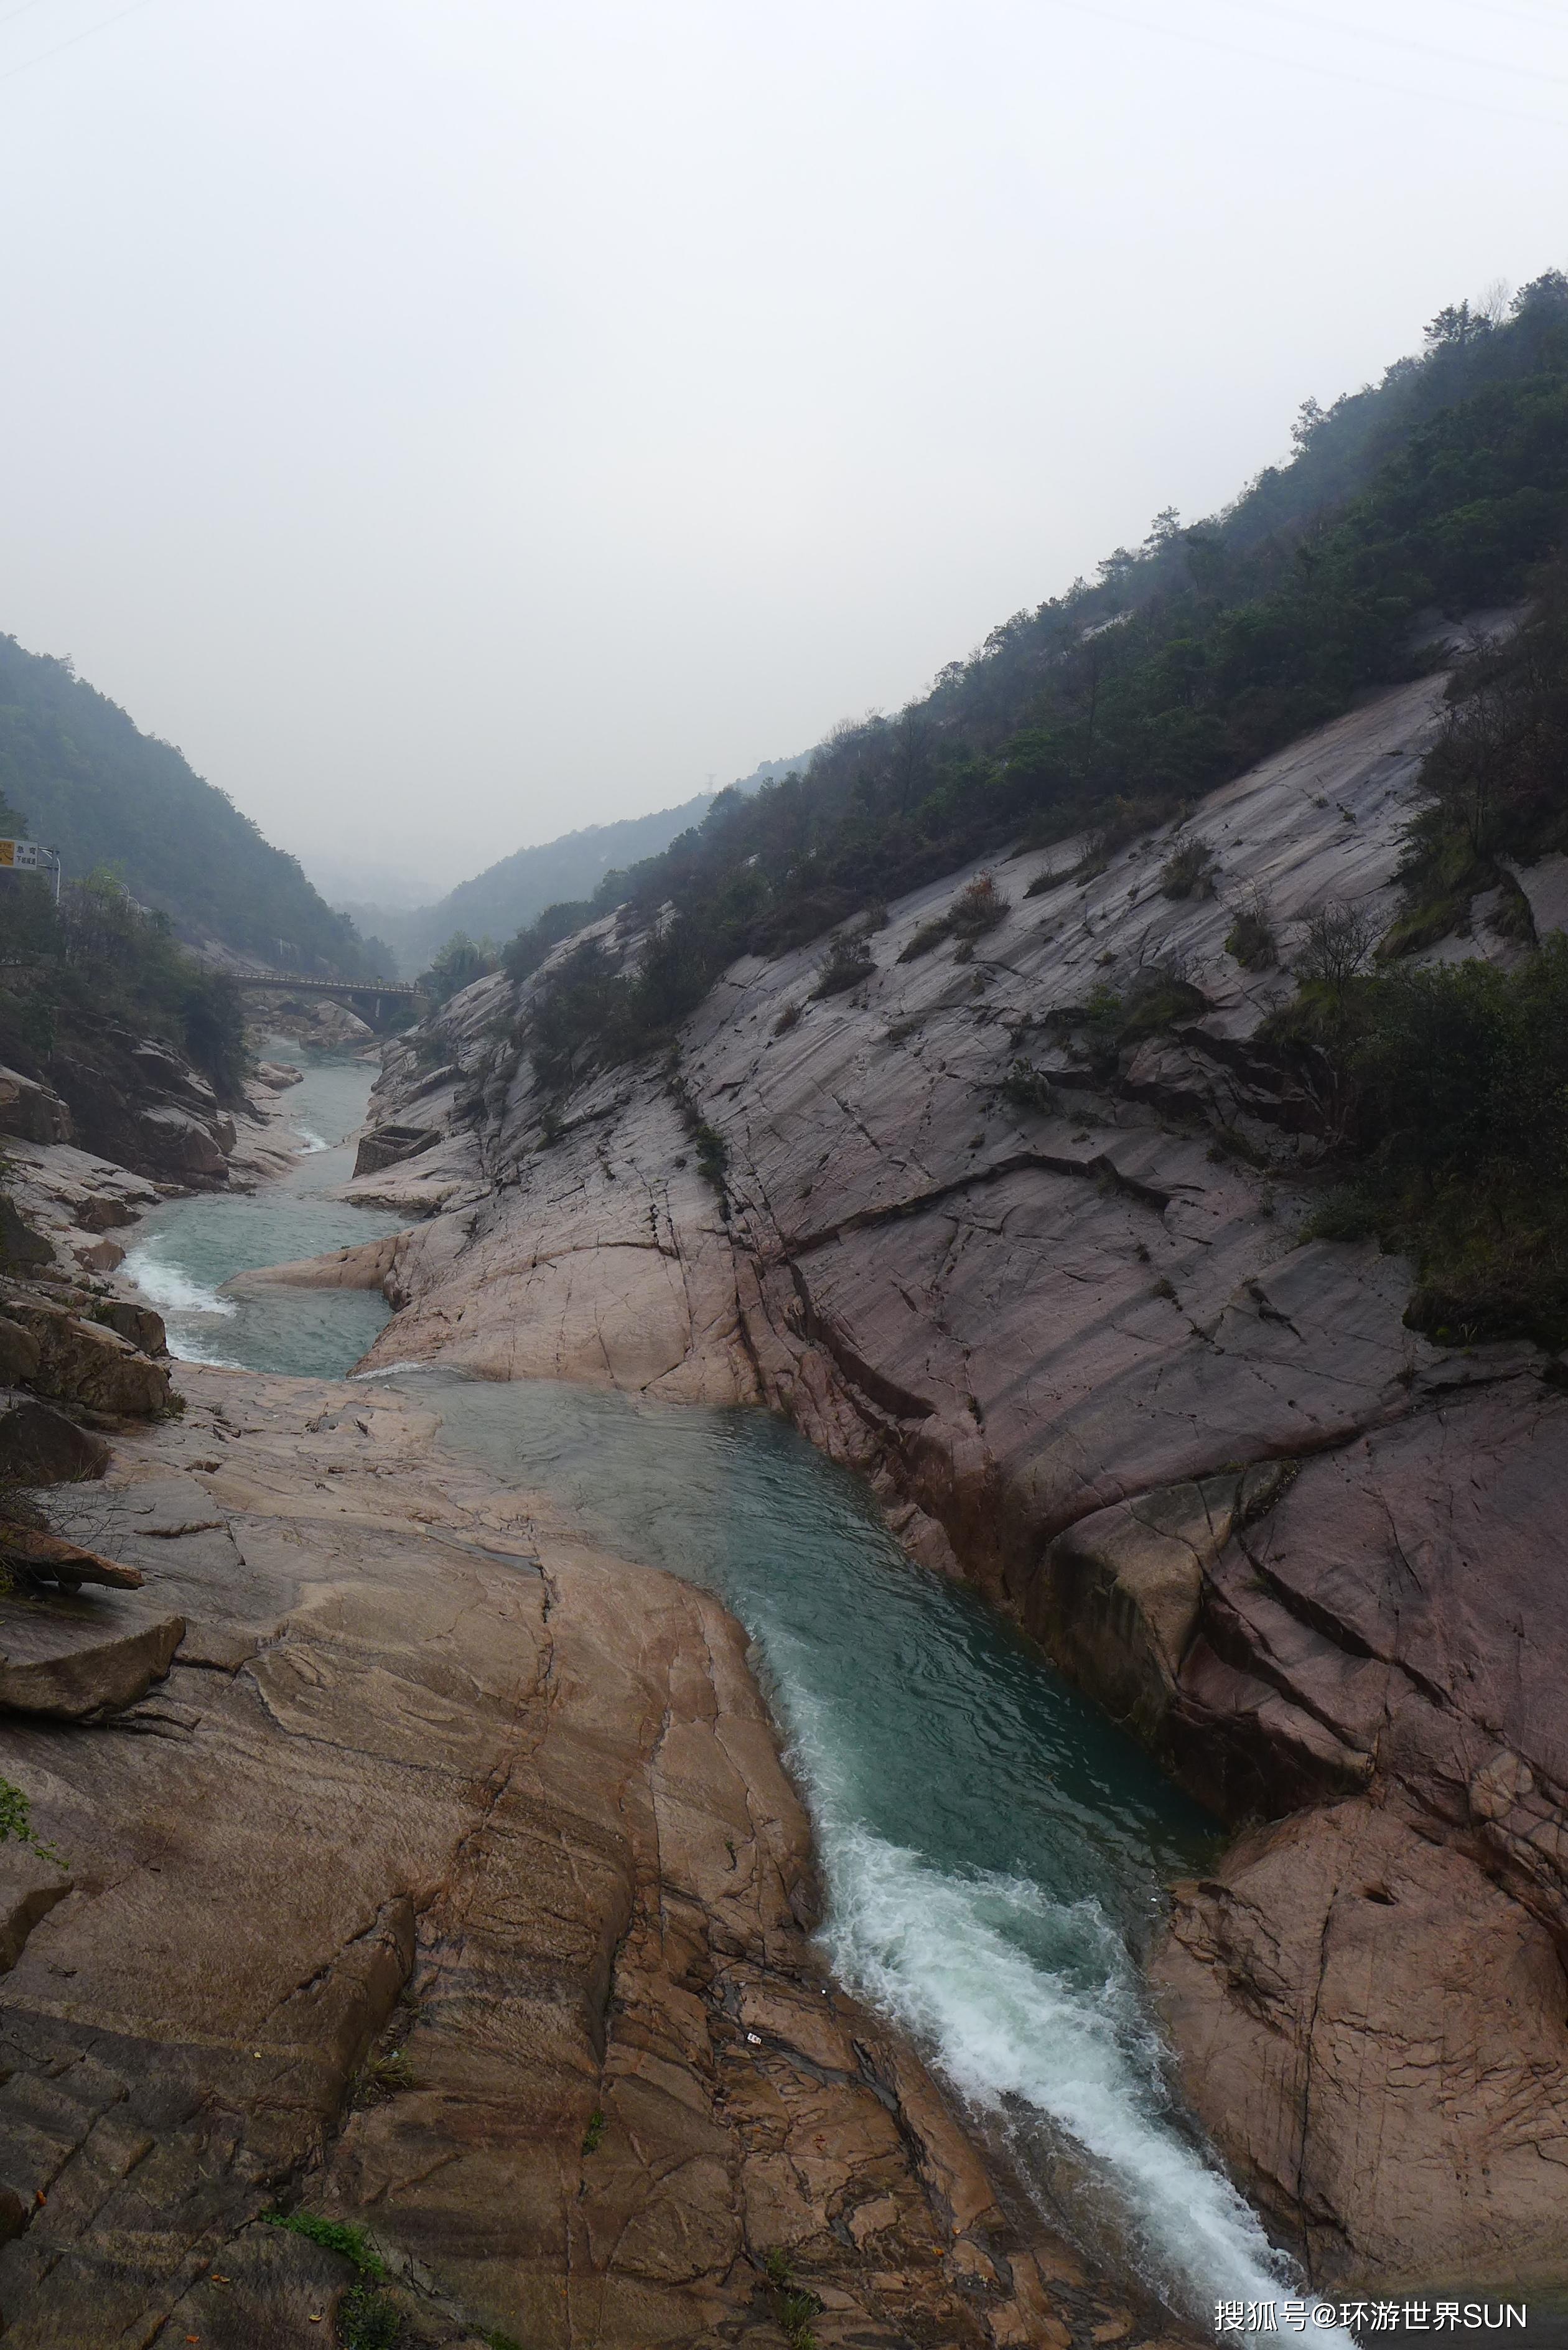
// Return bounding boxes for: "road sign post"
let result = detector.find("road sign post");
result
[0,840,61,902]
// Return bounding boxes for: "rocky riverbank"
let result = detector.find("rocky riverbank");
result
[332,675,1568,2294]
[0,1029,327,1290]
[0,1363,1182,2350]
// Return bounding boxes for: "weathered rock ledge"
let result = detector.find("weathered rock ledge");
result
[0,1365,1181,2349]
[342,677,1568,2293]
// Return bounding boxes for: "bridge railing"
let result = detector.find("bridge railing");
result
[240,970,424,999]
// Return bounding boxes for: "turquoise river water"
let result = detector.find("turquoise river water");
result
[126,1046,1312,2331]
[124,1044,404,1372]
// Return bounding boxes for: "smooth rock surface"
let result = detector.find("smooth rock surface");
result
[341,675,1568,2289]
[0,1367,1174,2350]
[219,1231,406,1294]
[0,1589,182,1717]
[1154,1802,1568,2291]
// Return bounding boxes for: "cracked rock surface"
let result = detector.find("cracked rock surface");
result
[342,674,1568,2290]
[0,1368,1178,2349]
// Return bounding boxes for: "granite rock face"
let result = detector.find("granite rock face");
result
[0,1069,73,1150]
[0,1290,172,1415]
[0,1368,1173,2350]
[1154,1803,1568,2292]
[45,1029,243,1186]
[345,675,1568,2290]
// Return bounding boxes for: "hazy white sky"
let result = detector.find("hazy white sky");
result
[2,0,1566,896]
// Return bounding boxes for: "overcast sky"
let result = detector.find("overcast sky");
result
[2,0,1566,899]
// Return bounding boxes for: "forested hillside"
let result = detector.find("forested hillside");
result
[348,754,808,975]
[0,635,385,975]
[506,272,1568,1066]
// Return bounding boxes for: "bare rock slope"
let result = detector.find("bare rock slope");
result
[0,1367,1167,2350]
[347,674,1568,2291]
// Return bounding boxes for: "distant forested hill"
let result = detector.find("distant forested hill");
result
[0,635,383,975]
[498,271,1568,1067]
[348,754,808,974]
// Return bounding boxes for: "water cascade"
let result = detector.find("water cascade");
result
[129,1046,1317,2334]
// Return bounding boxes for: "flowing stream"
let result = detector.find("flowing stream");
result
[127,1047,1307,2332]
[124,1042,403,1373]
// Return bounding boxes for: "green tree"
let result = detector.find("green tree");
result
[418,932,497,1008]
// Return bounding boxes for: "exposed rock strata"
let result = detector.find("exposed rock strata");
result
[0,1071,72,1152]
[0,1288,172,1416]
[0,1367,1177,2350]
[39,1030,243,1187]
[345,676,1568,2289]
[1155,1802,1568,2293]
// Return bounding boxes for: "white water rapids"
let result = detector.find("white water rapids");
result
[125,1044,1347,2339]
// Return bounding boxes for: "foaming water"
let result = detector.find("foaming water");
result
[134,1095,1321,2331]
[125,1042,404,1377]
[388,1370,1307,2330]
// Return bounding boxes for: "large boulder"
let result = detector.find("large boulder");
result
[73,1195,133,1232]
[0,1069,71,1148]
[220,1234,405,1298]
[0,1525,143,1591]
[89,1298,167,1355]
[136,1105,228,1181]
[127,1038,217,1115]
[71,1238,124,1275]
[45,1034,238,1187]
[0,1319,41,1388]
[0,1201,52,1279]
[0,1297,171,1416]
[0,1592,183,1720]
[0,1400,110,1485]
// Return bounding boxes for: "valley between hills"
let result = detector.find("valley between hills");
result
[1,285,1567,2348]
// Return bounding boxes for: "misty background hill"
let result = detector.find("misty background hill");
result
[341,754,810,976]
[0,634,388,977]
[497,273,1568,1066]
[3,281,1563,1004]
[0,608,813,983]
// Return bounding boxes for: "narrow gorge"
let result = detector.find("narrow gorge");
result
[4,290,1568,2346]
[333,672,1568,2303]
[0,1044,1227,2349]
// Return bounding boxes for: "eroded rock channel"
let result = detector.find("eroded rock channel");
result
[10,645,1568,2343]
[335,681,1568,2303]
[0,1050,1246,2349]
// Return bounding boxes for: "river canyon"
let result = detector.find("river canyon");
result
[2,675,1566,2346]
[103,1044,1294,2344]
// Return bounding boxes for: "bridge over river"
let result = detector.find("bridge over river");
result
[239,971,426,1021]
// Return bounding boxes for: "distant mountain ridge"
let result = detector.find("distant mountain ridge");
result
[345,752,810,974]
[0,634,385,976]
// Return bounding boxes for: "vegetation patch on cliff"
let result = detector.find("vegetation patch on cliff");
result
[1384,552,1568,953]
[0,1773,62,1865]
[1279,935,1568,1347]
[0,864,248,1100]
